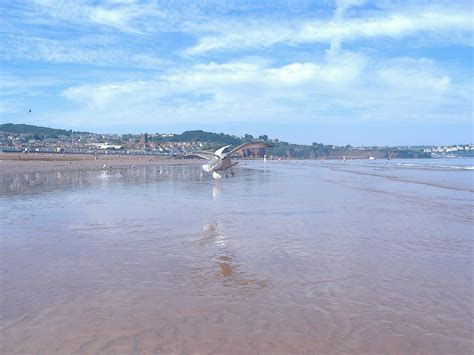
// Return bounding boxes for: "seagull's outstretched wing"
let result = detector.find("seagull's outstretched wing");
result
[180,151,220,161]
[230,142,273,156]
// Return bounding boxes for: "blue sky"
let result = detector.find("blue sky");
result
[1,0,472,145]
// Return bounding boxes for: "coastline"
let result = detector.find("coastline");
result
[2,152,471,176]
[0,153,201,175]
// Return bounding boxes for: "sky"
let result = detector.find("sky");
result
[0,0,473,145]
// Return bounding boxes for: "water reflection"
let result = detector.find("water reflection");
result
[212,185,222,200]
[0,165,207,195]
[199,222,267,288]
[216,255,234,278]
[1,160,472,353]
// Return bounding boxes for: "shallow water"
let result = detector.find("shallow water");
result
[1,160,473,354]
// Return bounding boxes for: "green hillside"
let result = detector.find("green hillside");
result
[0,123,76,137]
[148,129,242,145]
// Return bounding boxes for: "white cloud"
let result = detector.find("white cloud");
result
[29,0,166,34]
[375,58,451,92]
[2,1,472,133]
[63,52,366,105]
[0,33,167,68]
[57,52,471,128]
[63,81,151,107]
[0,72,66,114]
[187,8,473,55]
[334,0,367,20]
[0,73,61,94]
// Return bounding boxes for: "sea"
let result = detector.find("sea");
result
[1,158,473,353]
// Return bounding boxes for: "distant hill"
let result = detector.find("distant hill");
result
[1,123,435,159]
[0,123,79,137]
[167,130,241,145]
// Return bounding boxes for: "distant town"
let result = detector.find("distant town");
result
[1,123,472,159]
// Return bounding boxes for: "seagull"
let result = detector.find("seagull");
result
[182,142,272,179]
[28,109,31,113]
[212,171,223,180]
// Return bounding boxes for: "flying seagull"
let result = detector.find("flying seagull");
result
[182,141,272,179]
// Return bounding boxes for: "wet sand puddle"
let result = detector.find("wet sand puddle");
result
[1,160,472,353]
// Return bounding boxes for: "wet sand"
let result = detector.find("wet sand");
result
[0,153,200,175]
[1,159,473,354]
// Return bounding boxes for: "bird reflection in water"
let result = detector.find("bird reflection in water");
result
[212,185,222,200]
[201,222,267,288]
[215,255,234,278]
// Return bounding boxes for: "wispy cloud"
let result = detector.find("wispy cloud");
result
[1,0,472,143]
[0,33,167,68]
[0,72,65,114]
[28,0,167,35]
[58,51,471,129]
[187,7,473,55]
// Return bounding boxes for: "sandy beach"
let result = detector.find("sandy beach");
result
[0,153,201,175]
[1,159,473,354]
